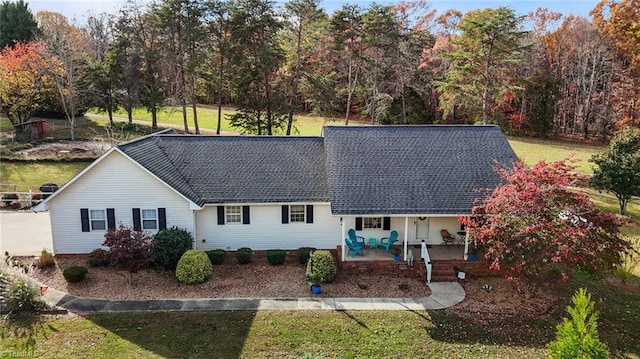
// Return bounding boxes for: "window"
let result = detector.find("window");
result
[90,210,106,230]
[290,205,305,223]
[142,209,158,230]
[363,217,382,229]
[226,206,241,223]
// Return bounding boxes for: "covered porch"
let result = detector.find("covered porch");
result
[342,244,466,262]
[339,215,471,263]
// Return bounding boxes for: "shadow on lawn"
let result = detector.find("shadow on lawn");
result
[425,274,640,358]
[84,311,257,359]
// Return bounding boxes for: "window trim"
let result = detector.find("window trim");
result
[141,208,158,230]
[289,205,306,223]
[89,209,106,231]
[225,205,242,224]
[363,217,383,229]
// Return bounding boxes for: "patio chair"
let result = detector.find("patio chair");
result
[440,229,456,247]
[345,237,364,257]
[379,230,399,253]
[348,228,366,248]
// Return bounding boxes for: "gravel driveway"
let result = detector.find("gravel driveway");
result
[0,210,53,256]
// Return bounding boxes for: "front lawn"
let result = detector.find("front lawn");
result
[2,273,638,358]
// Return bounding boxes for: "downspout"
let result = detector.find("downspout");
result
[192,209,198,250]
[403,217,409,261]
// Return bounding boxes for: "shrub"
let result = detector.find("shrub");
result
[547,288,609,359]
[175,250,213,284]
[266,249,286,265]
[87,248,110,267]
[103,224,154,273]
[1,274,44,313]
[297,247,316,265]
[306,250,337,284]
[206,249,226,265]
[37,248,55,269]
[236,247,253,265]
[151,227,194,270]
[63,266,88,283]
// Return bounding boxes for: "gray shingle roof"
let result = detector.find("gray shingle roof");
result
[118,135,329,206]
[117,125,517,214]
[323,125,518,215]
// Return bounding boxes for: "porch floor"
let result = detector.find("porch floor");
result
[344,244,465,261]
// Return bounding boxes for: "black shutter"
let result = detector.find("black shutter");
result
[383,217,391,230]
[242,206,250,224]
[106,208,116,230]
[132,208,141,231]
[158,208,167,230]
[281,205,289,224]
[217,206,225,225]
[355,217,363,231]
[306,205,314,224]
[80,208,90,232]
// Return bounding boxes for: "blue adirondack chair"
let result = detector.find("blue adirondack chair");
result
[345,237,364,257]
[348,228,366,248]
[380,230,399,253]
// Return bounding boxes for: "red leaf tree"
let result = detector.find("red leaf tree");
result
[103,224,154,278]
[460,158,631,296]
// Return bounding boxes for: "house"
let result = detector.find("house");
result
[34,125,518,261]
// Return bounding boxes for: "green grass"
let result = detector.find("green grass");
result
[89,106,343,136]
[2,272,638,358]
[508,136,605,174]
[0,161,91,192]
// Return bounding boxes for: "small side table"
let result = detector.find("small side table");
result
[368,237,378,251]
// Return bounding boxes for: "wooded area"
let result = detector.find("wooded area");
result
[0,0,638,138]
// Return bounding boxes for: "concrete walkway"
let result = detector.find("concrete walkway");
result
[39,282,465,313]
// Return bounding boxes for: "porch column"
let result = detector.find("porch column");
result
[403,216,409,260]
[463,230,469,260]
[341,217,346,261]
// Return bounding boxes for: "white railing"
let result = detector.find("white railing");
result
[421,240,432,284]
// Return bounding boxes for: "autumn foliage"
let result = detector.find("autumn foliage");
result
[103,224,154,274]
[460,159,631,296]
[0,40,59,126]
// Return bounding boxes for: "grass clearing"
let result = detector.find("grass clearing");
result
[0,161,91,191]
[90,106,343,136]
[508,136,605,174]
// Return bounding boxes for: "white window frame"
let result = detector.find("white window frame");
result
[90,209,106,231]
[226,205,242,224]
[363,217,382,229]
[142,209,158,230]
[290,205,306,223]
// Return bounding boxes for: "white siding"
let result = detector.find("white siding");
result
[195,204,341,250]
[47,151,195,254]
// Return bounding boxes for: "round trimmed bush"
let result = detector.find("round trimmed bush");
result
[206,249,226,265]
[87,248,110,267]
[297,247,316,264]
[236,247,253,265]
[151,227,194,270]
[306,250,337,283]
[266,249,286,265]
[63,266,88,283]
[175,250,213,284]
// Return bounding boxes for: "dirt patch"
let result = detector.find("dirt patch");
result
[30,256,430,300]
[5,141,109,160]
[448,276,564,319]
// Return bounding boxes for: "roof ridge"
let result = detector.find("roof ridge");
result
[153,137,202,204]
[117,128,177,148]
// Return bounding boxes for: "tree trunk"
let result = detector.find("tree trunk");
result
[286,22,304,136]
[216,52,224,135]
[107,107,114,127]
